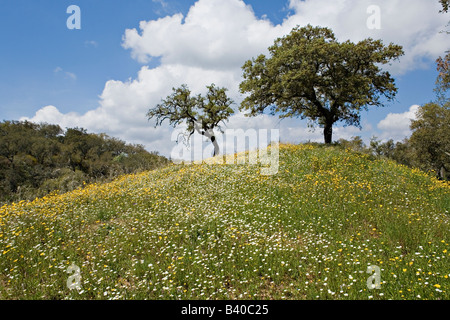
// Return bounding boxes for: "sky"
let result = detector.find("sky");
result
[0,0,448,160]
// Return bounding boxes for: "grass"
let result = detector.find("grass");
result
[0,143,449,300]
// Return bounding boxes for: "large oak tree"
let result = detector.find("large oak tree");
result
[239,25,404,144]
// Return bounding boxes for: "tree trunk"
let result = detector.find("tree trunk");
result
[439,165,447,180]
[193,121,220,156]
[324,122,333,144]
[211,136,219,157]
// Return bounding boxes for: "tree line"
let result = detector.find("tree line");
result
[336,100,449,181]
[0,121,170,204]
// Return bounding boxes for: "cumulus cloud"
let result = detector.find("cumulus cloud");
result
[122,0,282,69]
[287,0,448,74]
[123,0,448,74]
[377,104,419,141]
[22,0,447,158]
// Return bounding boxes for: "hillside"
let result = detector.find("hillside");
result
[0,143,449,300]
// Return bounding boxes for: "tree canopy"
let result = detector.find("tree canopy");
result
[239,24,404,144]
[435,51,450,105]
[409,102,450,179]
[0,121,169,203]
[147,83,234,156]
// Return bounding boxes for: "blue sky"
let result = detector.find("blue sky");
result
[1,0,162,118]
[0,0,448,158]
[0,0,293,119]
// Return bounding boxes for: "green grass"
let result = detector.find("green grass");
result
[0,143,449,300]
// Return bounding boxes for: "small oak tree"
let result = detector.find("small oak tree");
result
[147,84,234,156]
[239,25,404,144]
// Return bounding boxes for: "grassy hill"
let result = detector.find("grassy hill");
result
[0,143,449,300]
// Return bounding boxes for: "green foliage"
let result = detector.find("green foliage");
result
[239,24,404,144]
[435,52,450,103]
[40,169,88,196]
[147,83,234,156]
[369,137,396,158]
[409,102,450,180]
[337,136,366,153]
[0,121,170,204]
[338,129,449,181]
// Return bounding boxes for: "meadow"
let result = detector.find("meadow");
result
[0,143,449,300]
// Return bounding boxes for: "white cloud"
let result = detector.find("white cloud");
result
[152,0,168,8]
[65,72,77,81]
[23,0,447,158]
[84,40,98,48]
[121,0,283,69]
[287,0,448,74]
[23,63,242,156]
[377,104,419,141]
[54,66,77,80]
[123,0,448,74]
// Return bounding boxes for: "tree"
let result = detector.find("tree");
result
[239,25,404,144]
[369,137,396,158]
[147,83,234,156]
[436,52,450,92]
[409,102,450,180]
[337,136,367,153]
[436,0,450,101]
[436,52,450,104]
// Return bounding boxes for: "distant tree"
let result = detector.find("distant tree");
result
[239,25,404,144]
[436,0,450,102]
[147,84,234,156]
[337,136,367,153]
[436,0,449,100]
[337,136,417,168]
[369,137,396,158]
[435,52,450,105]
[390,139,416,168]
[409,102,450,180]
[37,123,63,139]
